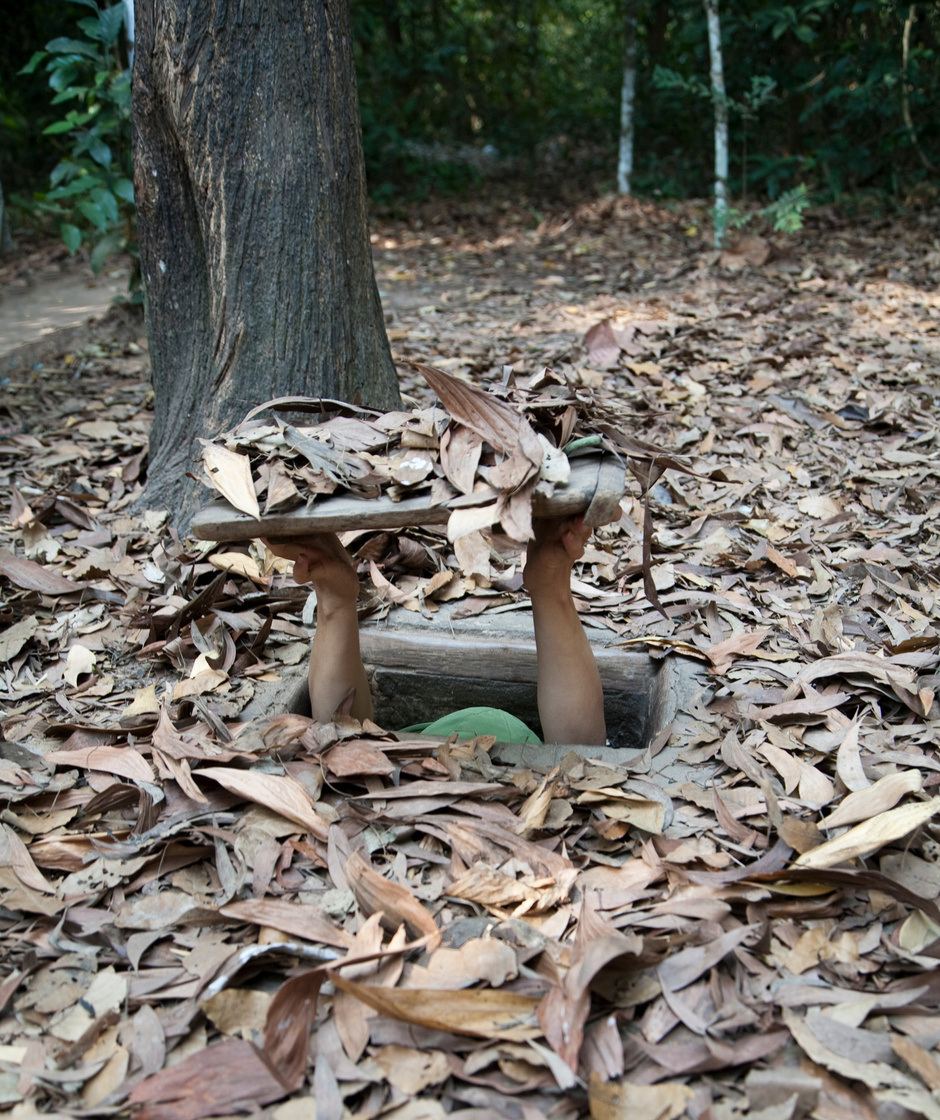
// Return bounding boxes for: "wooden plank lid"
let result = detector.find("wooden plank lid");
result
[190,452,626,542]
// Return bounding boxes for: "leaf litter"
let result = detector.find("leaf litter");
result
[2,200,940,1118]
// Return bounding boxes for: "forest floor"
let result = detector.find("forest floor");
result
[2,196,940,1120]
[0,234,129,363]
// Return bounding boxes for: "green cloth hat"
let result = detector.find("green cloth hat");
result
[401,706,541,744]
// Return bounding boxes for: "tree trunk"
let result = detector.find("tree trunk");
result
[902,4,934,172]
[703,0,728,247]
[123,0,134,64]
[133,0,400,522]
[0,177,12,254]
[617,0,638,196]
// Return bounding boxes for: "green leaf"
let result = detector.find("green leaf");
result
[19,51,48,75]
[91,186,119,224]
[43,119,76,135]
[48,176,102,201]
[90,230,126,273]
[51,87,89,105]
[49,65,80,93]
[113,177,135,203]
[77,16,104,40]
[78,6,125,46]
[50,160,81,187]
[78,199,109,231]
[45,36,100,58]
[98,5,127,46]
[89,138,112,167]
[61,223,83,254]
[110,73,132,109]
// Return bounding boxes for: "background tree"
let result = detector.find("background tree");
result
[7,3,940,261]
[0,179,12,253]
[133,0,400,520]
[617,0,639,195]
[703,0,728,245]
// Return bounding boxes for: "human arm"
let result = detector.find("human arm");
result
[262,534,373,723]
[522,516,606,746]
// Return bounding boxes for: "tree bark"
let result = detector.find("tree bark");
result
[133,0,400,522]
[902,4,934,172]
[0,177,13,255]
[617,0,638,196]
[703,0,728,247]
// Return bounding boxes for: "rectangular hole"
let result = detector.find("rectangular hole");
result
[360,632,669,751]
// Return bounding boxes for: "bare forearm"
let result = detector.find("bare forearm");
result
[308,602,374,723]
[531,591,606,746]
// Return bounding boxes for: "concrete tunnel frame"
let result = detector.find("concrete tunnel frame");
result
[240,600,709,772]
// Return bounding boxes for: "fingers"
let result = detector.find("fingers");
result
[561,525,589,562]
[533,514,590,555]
[262,533,349,564]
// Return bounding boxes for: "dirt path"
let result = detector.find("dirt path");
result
[0,235,130,362]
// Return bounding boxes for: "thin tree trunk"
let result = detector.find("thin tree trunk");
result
[123,0,134,64]
[703,0,728,247]
[617,0,638,196]
[526,0,540,190]
[902,4,934,171]
[133,0,399,524]
[0,178,12,254]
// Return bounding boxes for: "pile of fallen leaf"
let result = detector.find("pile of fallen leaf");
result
[1,199,940,1120]
[198,360,641,549]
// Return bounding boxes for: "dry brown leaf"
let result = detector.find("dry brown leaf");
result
[0,615,39,662]
[45,744,155,785]
[329,974,541,1041]
[415,938,518,990]
[200,989,272,1037]
[199,441,261,520]
[783,1007,923,1092]
[513,769,559,835]
[373,1046,450,1094]
[323,741,395,778]
[539,925,644,1070]
[333,912,388,1064]
[0,548,86,594]
[891,1033,940,1091]
[120,684,160,720]
[439,425,483,494]
[263,970,327,1092]
[0,825,55,894]
[198,767,331,841]
[129,1038,289,1120]
[576,788,665,833]
[658,925,755,990]
[705,628,771,674]
[415,362,542,466]
[821,770,923,829]
[835,721,869,792]
[795,796,940,870]
[344,849,440,947]
[588,1074,695,1120]
[797,494,841,519]
[447,863,542,909]
[208,552,267,584]
[220,899,352,949]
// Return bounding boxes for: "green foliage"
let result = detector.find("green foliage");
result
[653,65,777,120]
[6,0,938,219]
[20,0,135,276]
[728,183,811,233]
